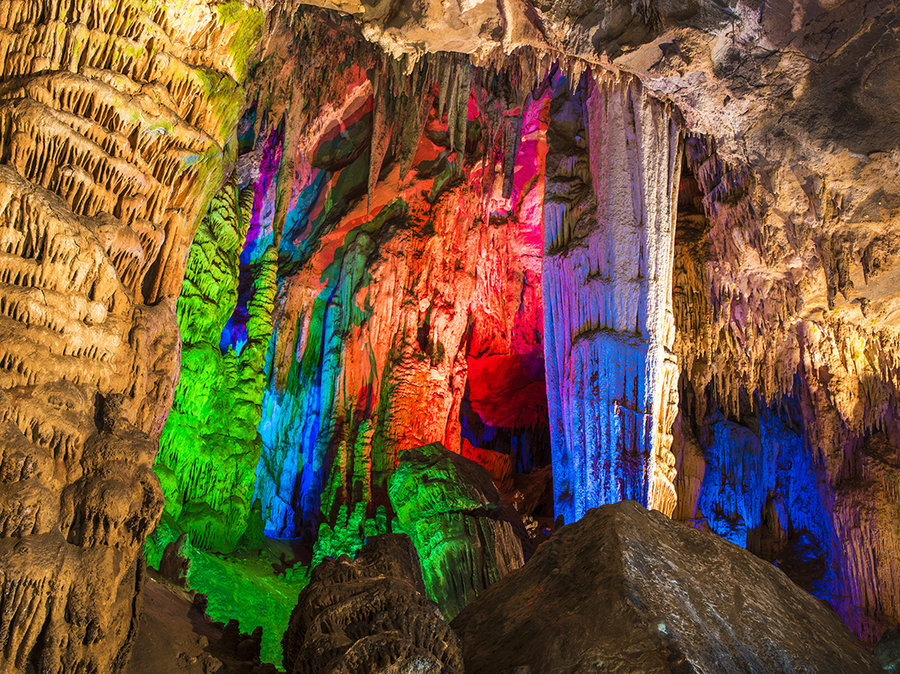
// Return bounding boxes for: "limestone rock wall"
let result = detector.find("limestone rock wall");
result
[242,28,553,559]
[201,7,900,641]
[0,0,260,669]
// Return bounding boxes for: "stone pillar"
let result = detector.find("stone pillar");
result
[542,73,681,524]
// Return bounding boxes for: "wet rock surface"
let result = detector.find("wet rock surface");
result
[282,533,463,673]
[877,626,900,673]
[451,500,882,673]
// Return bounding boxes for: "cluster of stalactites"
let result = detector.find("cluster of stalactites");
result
[244,13,694,543]
[249,7,626,233]
[360,46,614,207]
[674,134,900,441]
[155,175,279,552]
[671,134,900,644]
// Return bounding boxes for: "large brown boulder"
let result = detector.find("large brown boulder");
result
[452,500,882,673]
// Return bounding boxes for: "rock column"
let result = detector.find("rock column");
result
[542,74,681,523]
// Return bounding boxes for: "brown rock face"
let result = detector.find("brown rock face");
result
[451,500,882,673]
[0,0,256,669]
[282,533,463,673]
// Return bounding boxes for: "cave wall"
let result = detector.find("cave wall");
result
[248,50,553,557]
[668,132,900,643]
[0,0,261,669]
[148,5,900,645]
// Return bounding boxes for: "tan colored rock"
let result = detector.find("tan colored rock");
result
[0,0,258,669]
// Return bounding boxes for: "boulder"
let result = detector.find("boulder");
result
[452,501,882,673]
[877,626,900,673]
[389,442,528,619]
[282,534,463,673]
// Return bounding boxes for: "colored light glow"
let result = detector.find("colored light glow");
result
[696,395,839,604]
[543,73,681,523]
[144,518,307,666]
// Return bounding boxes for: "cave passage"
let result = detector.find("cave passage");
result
[139,23,896,669]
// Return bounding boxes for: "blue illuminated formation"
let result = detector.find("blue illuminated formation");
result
[254,287,342,538]
[542,74,681,524]
[251,151,393,538]
[696,395,839,603]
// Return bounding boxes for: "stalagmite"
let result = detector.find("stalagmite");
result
[542,73,681,523]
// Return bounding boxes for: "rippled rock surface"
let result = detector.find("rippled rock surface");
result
[282,533,463,674]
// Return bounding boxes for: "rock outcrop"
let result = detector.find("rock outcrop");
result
[389,443,526,619]
[127,574,277,674]
[877,626,900,673]
[0,0,262,669]
[282,533,463,673]
[452,500,882,673]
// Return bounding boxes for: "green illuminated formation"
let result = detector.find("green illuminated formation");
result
[310,419,391,567]
[155,176,278,552]
[388,443,526,619]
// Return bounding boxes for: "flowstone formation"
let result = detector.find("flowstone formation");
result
[388,443,526,619]
[154,175,278,552]
[0,0,261,669]
[282,533,463,673]
[452,501,884,673]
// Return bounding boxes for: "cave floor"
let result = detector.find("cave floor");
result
[128,572,281,673]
